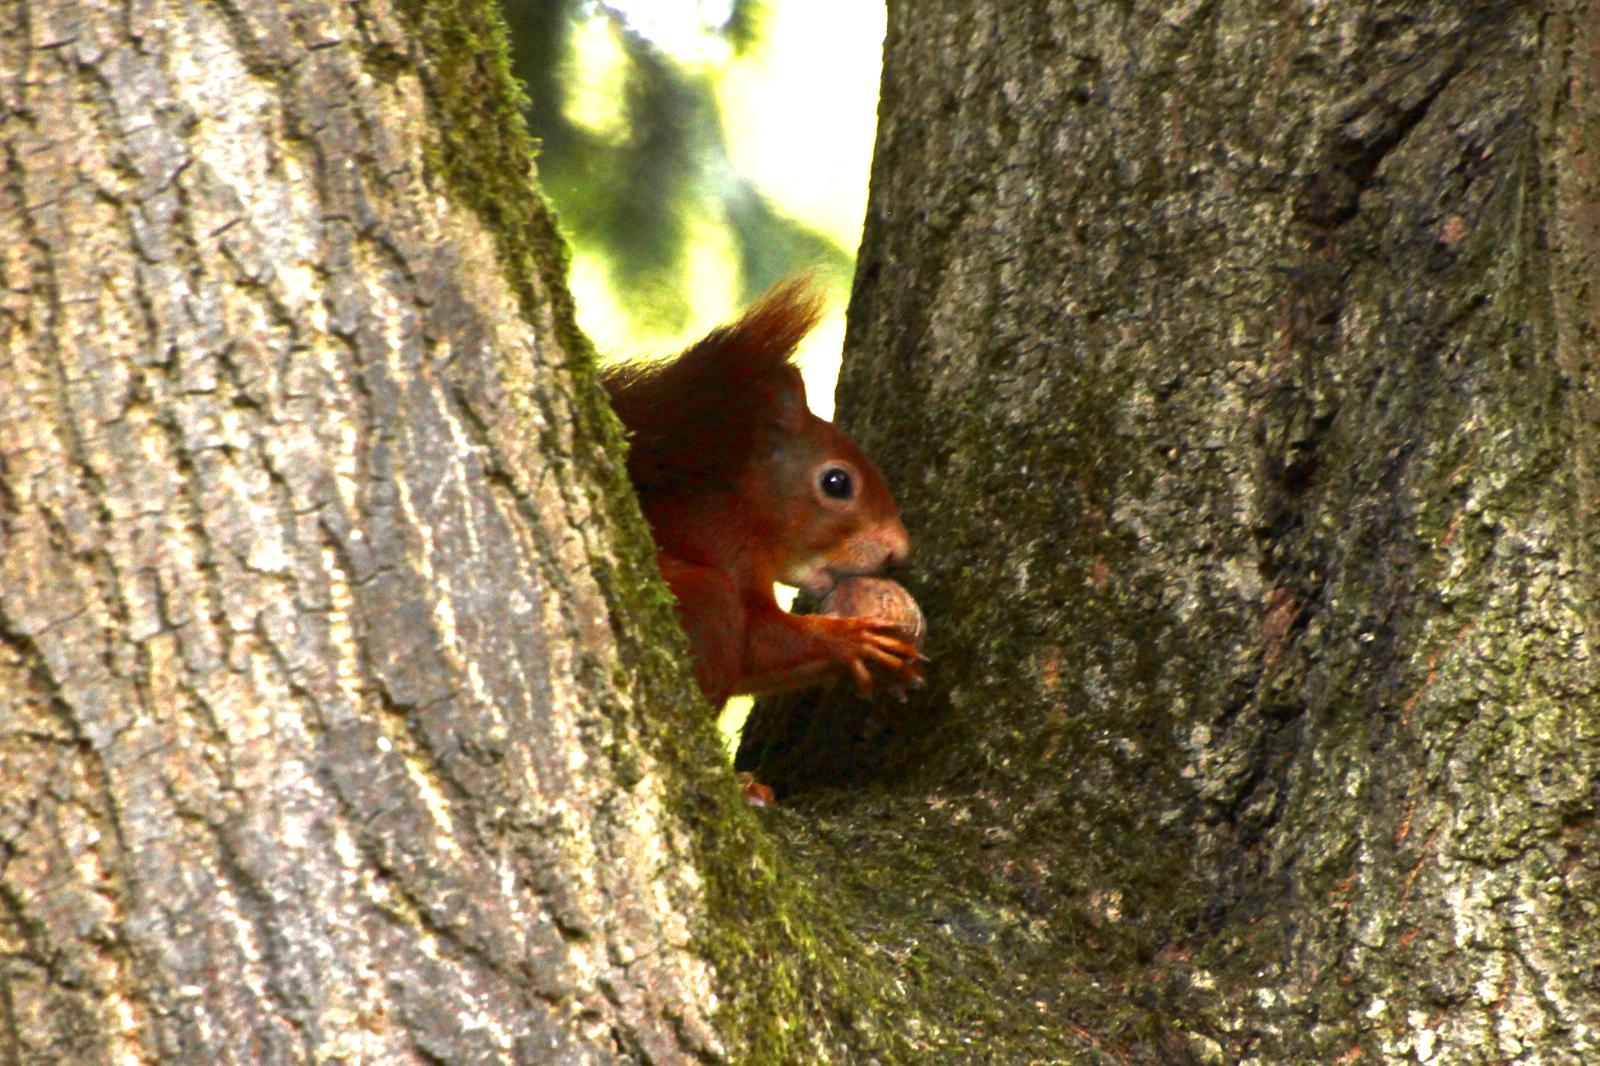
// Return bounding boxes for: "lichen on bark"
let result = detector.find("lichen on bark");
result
[742,1,1600,1061]
[0,0,748,1060]
[7,0,1598,1061]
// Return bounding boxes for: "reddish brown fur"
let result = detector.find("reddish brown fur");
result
[603,278,822,499]
[602,279,922,706]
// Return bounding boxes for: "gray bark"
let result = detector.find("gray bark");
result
[0,1,734,1061]
[744,1,1600,1061]
[11,0,1599,1062]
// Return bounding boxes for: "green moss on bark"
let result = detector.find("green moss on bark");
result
[383,2,1600,1061]
[746,1,1600,1062]
[382,4,963,1060]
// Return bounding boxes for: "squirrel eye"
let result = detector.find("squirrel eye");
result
[819,466,854,501]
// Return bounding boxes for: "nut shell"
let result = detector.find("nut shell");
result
[818,576,926,646]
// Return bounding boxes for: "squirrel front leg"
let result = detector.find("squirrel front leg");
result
[737,599,923,698]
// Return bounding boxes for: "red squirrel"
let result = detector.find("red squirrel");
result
[603,280,924,707]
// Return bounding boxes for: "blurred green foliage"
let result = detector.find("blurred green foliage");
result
[500,1,852,336]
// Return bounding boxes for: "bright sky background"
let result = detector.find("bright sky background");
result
[566,0,886,419]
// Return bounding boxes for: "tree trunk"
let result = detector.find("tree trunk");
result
[743,0,1600,1061]
[12,0,1599,1062]
[0,1,758,1061]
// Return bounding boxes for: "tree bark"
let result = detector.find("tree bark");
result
[11,0,1599,1062]
[0,1,755,1061]
[743,0,1600,1061]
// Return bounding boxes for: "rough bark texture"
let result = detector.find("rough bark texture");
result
[11,0,1599,1062]
[0,1,763,1061]
[743,1,1600,1061]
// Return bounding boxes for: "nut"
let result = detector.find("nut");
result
[818,576,927,646]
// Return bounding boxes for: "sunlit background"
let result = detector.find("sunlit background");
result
[502,0,884,418]
[500,0,885,742]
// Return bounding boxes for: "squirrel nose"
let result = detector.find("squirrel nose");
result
[881,520,911,570]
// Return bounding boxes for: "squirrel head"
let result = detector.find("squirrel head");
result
[754,368,910,594]
[603,277,910,591]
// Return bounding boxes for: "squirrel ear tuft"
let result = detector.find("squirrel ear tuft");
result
[770,364,809,433]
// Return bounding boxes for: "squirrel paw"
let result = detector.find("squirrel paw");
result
[822,615,926,698]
